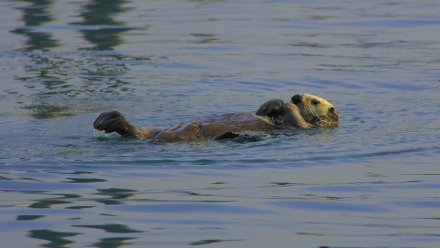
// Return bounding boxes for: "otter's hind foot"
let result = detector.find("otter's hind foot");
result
[93,111,137,137]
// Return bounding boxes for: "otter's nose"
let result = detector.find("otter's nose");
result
[291,94,303,105]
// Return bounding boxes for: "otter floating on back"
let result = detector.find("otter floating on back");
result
[93,93,339,142]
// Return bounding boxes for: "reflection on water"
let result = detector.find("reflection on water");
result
[93,237,136,248]
[95,188,138,205]
[11,0,134,51]
[73,224,142,233]
[28,229,80,248]
[74,0,132,50]
[15,51,133,100]
[23,103,73,119]
[189,239,243,246]
[11,0,60,50]
[29,193,80,208]
[190,33,222,44]
[17,215,45,221]
[10,0,134,116]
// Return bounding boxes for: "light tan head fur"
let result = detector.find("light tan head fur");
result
[291,93,339,128]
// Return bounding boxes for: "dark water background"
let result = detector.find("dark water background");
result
[0,0,439,247]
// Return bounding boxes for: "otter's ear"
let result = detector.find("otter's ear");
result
[291,94,303,104]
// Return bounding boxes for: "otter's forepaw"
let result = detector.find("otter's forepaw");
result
[93,111,135,137]
[256,99,285,125]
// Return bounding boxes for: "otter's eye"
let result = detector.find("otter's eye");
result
[311,99,320,105]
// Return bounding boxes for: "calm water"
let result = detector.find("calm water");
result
[0,0,440,247]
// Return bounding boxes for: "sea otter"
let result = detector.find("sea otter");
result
[93,93,339,142]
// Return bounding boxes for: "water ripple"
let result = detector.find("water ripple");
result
[108,203,272,215]
[1,0,440,247]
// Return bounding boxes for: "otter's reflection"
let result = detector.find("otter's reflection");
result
[11,0,59,50]
[74,0,131,50]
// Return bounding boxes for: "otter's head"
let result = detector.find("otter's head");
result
[291,93,339,128]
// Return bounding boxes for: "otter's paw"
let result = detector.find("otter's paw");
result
[93,111,135,137]
[256,99,285,125]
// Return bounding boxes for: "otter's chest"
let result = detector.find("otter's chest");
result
[155,113,275,142]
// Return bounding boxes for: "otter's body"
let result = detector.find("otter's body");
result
[152,113,275,142]
[93,93,339,142]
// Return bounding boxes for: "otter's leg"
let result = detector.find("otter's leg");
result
[255,99,285,125]
[282,103,312,128]
[93,111,154,139]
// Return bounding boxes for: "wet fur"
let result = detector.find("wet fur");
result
[93,94,339,142]
[293,94,339,128]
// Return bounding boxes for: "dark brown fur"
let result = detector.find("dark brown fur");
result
[93,94,338,142]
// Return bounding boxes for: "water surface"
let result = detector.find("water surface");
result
[0,0,439,247]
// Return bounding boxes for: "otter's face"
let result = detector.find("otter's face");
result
[291,93,339,127]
